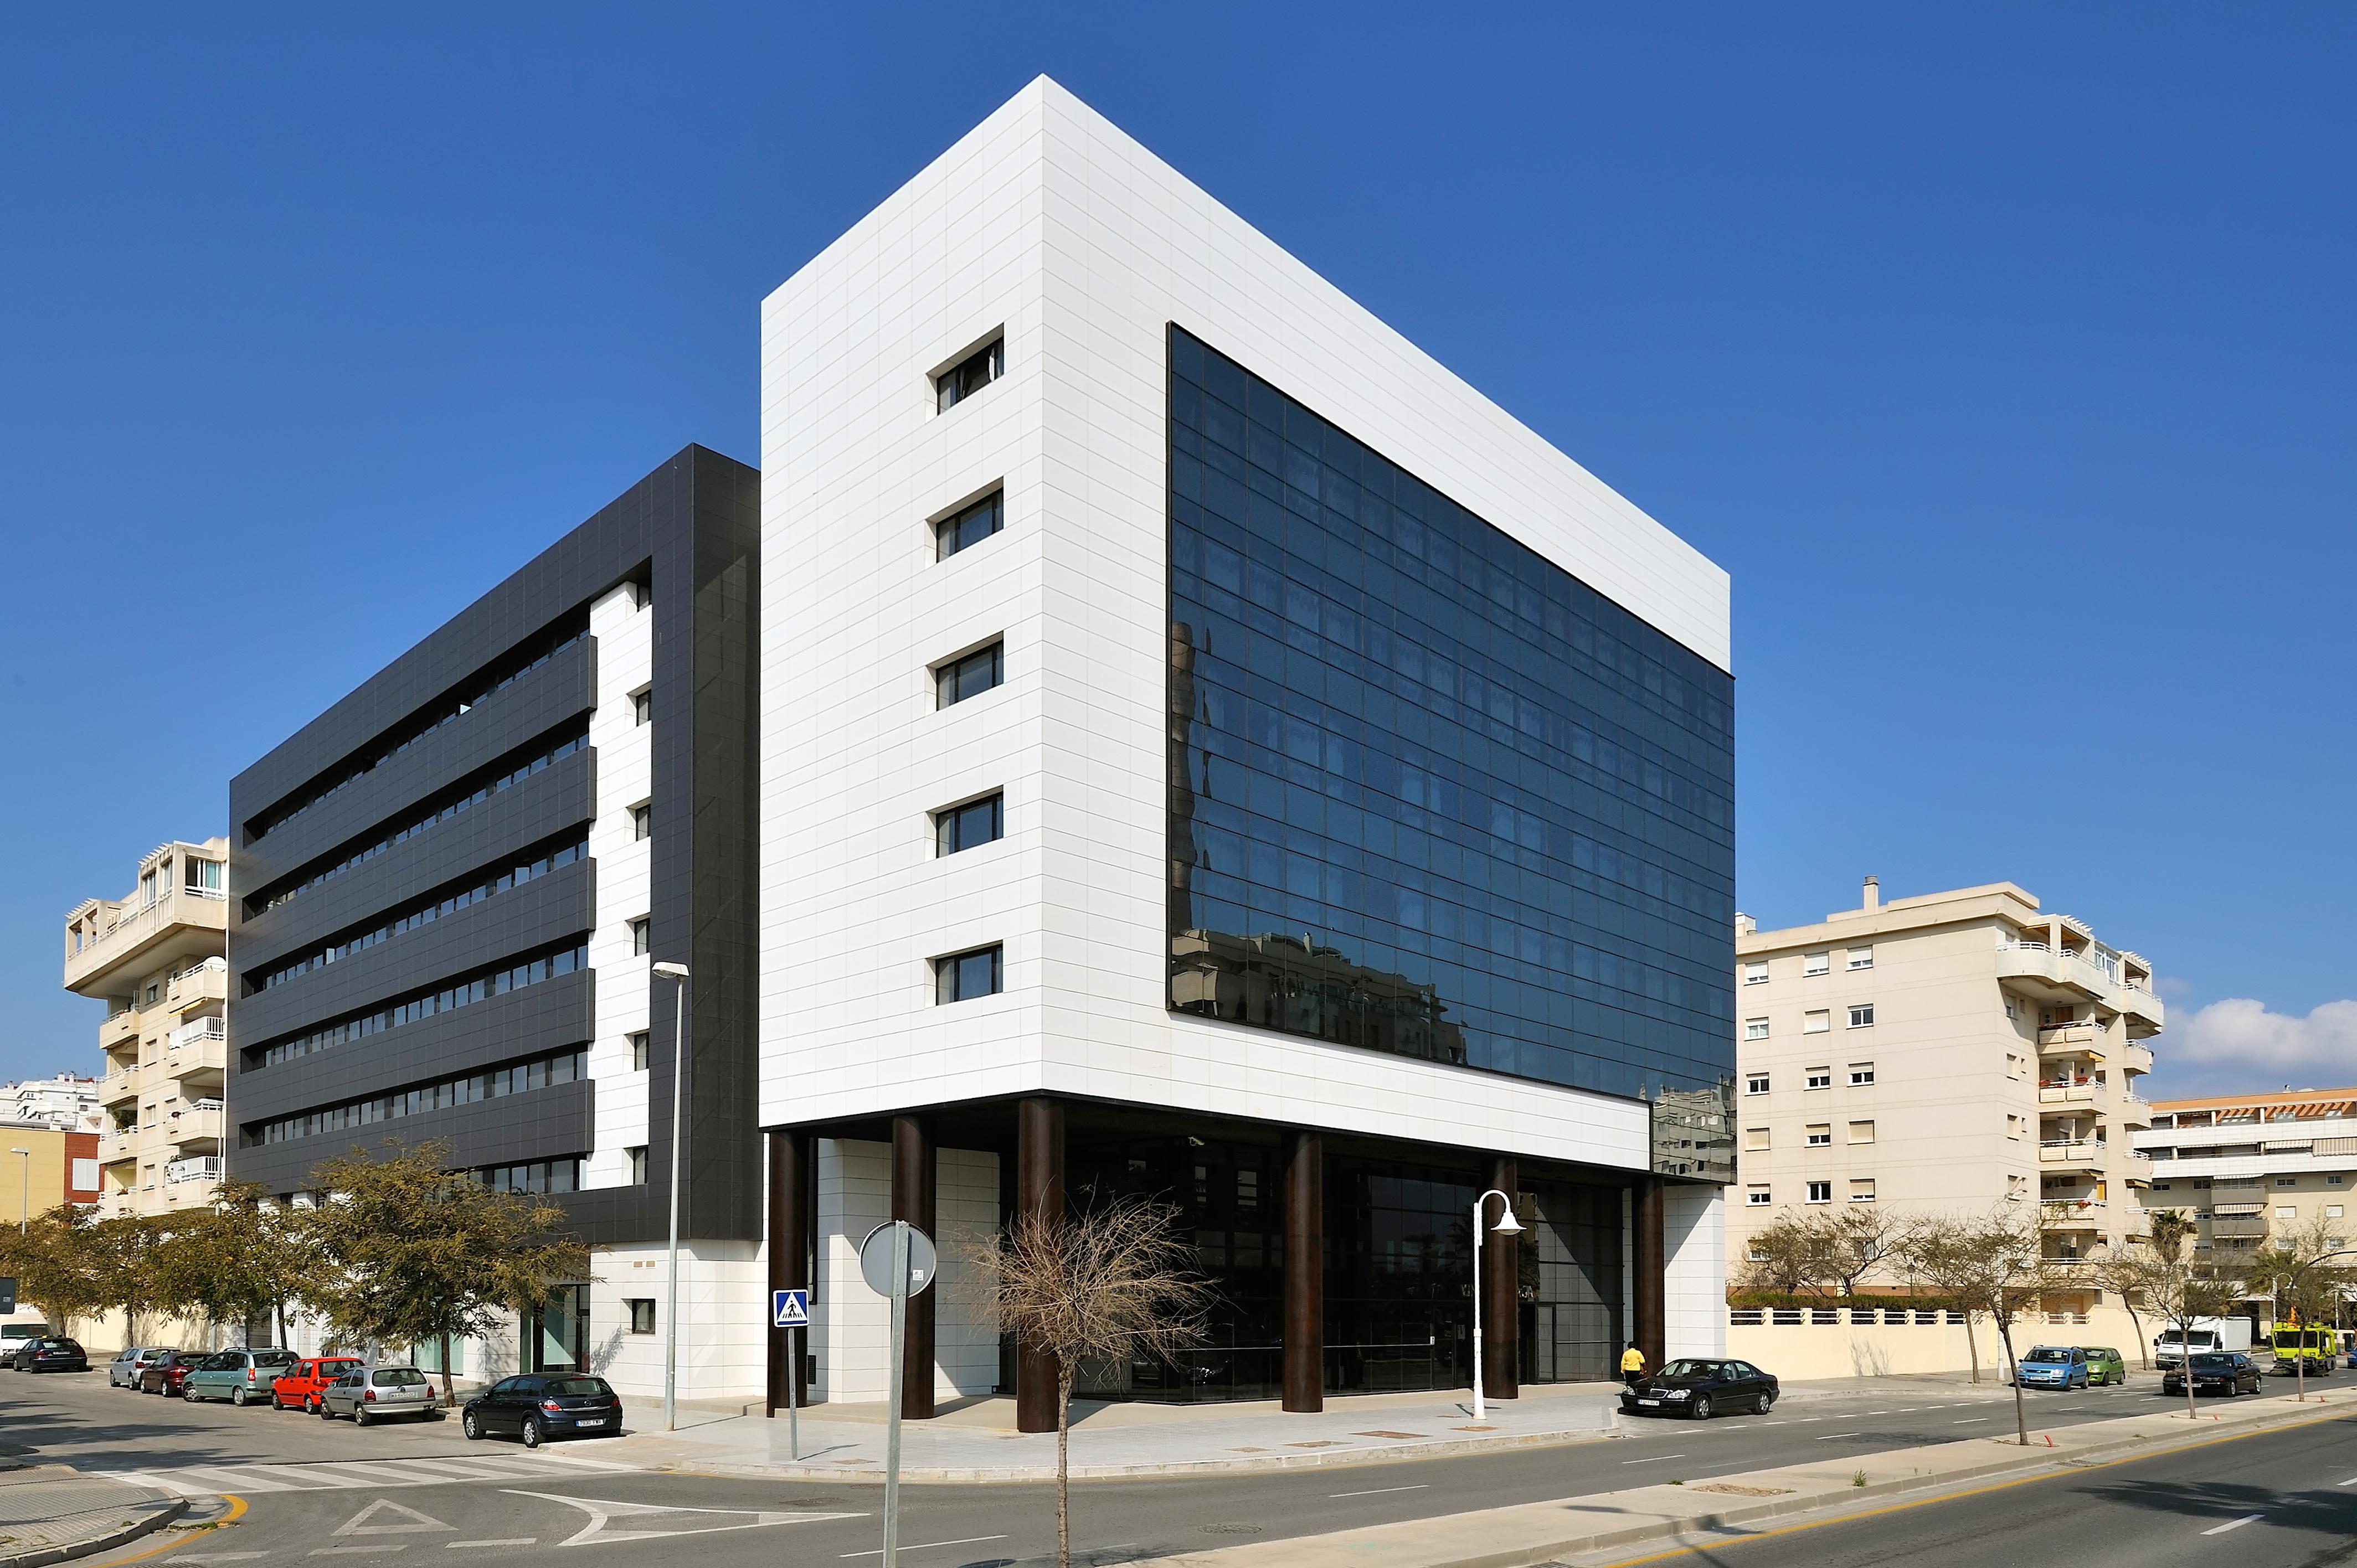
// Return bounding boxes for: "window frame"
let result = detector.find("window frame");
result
[1745,1187,1773,1207]
[1744,1073,1771,1096]
[629,916,651,956]
[1847,946,1874,970]
[1847,1004,1876,1029]
[627,1031,649,1071]
[1805,1123,1832,1148]
[626,1298,656,1335]
[934,792,1006,857]
[934,641,1005,709]
[1743,960,1768,985]
[1805,1066,1831,1090]
[630,801,652,842]
[934,944,1004,1004]
[1743,1017,1769,1041]
[1805,1180,1833,1204]
[934,336,1004,412]
[630,687,652,726]
[1804,951,1830,977]
[1849,1062,1876,1086]
[933,488,1006,561]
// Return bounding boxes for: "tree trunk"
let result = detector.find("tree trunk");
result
[2180,1322,2197,1422]
[1964,1311,1980,1384]
[1996,1317,2027,1445]
[2122,1300,2147,1370]
[1056,1367,1073,1568]
[440,1333,456,1408]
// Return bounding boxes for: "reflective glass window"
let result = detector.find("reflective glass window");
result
[936,491,1004,560]
[936,643,1003,708]
[936,794,1004,855]
[935,945,1002,1003]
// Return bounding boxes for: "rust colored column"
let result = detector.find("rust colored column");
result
[1282,1129,1325,1412]
[892,1115,937,1420]
[1633,1177,1666,1375]
[1015,1096,1065,1434]
[765,1128,808,1417]
[1482,1156,1520,1401]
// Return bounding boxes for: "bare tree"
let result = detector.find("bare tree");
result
[962,1196,1213,1568]
[2143,1255,2246,1421]
[1896,1206,2073,1440]
[2085,1243,2160,1370]
[1814,1206,1901,1301]
[2245,1216,2355,1401]
[1735,1210,1834,1298]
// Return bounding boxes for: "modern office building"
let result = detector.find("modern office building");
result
[0,1074,104,1133]
[1732,880,2164,1305]
[2135,1087,2357,1257]
[225,446,761,1392]
[65,838,232,1218]
[759,78,1735,1428]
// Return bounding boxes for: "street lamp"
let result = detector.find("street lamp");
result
[2284,1247,2357,1403]
[9,1150,28,1234]
[1469,1188,1523,1421]
[651,960,691,1433]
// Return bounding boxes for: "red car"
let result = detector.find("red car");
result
[271,1355,367,1413]
[137,1349,204,1397]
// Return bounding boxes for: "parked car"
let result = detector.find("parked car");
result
[1619,1358,1779,1420]
[138,1349,205,1397]
[462,1374,624,1446]
[110,1346,176,1389]
[2014,1345,2090,1390]
[2162,1351,2263,1397]
[2081,1346,2128,1386]
[183,1348,300,1406]
[317,1365,440,1426]
[270,1355,367,1413]
[0,1324,54,1364]
[12,1337,89,1373]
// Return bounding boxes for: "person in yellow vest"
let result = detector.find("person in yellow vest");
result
[1620,1342,1646,1390]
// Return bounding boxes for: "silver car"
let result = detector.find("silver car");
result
[318,1365,440,1426]
[110,1346,172,1389]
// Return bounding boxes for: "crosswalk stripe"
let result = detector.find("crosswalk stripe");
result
[115,1452,641,1496]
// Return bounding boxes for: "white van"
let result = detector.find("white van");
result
[2155,1318,2255,1369]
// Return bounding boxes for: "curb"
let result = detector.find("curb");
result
[645,1422,1622,1485]
[0,1497,188,1568]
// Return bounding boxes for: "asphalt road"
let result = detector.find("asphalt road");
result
[1592,1406,2357,1568]
[5,1365,2341,1568]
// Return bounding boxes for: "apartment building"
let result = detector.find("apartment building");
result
[64,839,231,1217]
[2135,1088,2357,1257]
[1,1074,103,1133]
[758,76,1732,1429]
[1733,880,2164,1303]
[0,1124,104,1229]
[225,446,760,1395]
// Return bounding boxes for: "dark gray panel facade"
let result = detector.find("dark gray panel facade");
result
[228,445,761,1246]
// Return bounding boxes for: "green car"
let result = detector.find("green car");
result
[182,1348,299,1406]
[2081,1345,2128,1385]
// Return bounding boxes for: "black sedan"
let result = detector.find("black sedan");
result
[461,1373,622,1446]
[1622,1356,1779,1420]
[2163,1351,2262,1397]
[13,1337,89,1373]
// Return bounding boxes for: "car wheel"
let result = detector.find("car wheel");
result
[1754,1392,1774,1415]
[184,1388,201,1402]
[1689,1395,1713,1421]
[462,1410,483,1440]
[521,1416,545,1449]
[354,1407,371,1428]
[230,1387,249,1407]
[319,1401,336,1420]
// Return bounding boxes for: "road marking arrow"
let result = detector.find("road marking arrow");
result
[336,1500,452,1536]
[498,1490,861,1547]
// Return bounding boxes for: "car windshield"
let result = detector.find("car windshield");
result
[251,1351,296,1366]
[2189,1353,2236,1369]
[1654,1361,1721,1380]
[375,1369,429,1386]
[2024,1348,2072,1363]
[547,1378,614,1397]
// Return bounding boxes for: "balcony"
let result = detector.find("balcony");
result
[62,883,228,995]
[2209,1214,2269,1239]
[99,1067,141,1108]
[2115,979,2165,1035]
[99,1129,137,1163]
[2119,1044,2155,1075]
[2039,1139,2106,1172]
[168,1102,224,1153]
[2115,1095,2155,1129]
[166,958,228,1014]
[2040,1080,2097,1106]
[166,1155,222,1186]
[1998,941,2113,1002]
[99,1008,141,1050]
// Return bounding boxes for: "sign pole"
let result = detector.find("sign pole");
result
[883,1220,909,1568]
[789,1324,801,1462]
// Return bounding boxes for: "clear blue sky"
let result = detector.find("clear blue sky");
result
[4,5,2349,1097]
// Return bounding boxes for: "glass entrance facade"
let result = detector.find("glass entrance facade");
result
[523,1285,589,1374]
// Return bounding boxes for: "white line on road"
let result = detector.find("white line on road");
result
[1621,1454,1687,1464]
[2340,1478,2357,1487]
[838,1536,1008,1559]
[445,1544,536,1550]
[311,1550,407,1557]
[1954,1417,1992,1424]
[2201,1514,2265,1536]
[1329,1485,1429,1498]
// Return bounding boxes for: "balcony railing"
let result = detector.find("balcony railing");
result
[166,1156,222,1184]
[168,1016,226,1051]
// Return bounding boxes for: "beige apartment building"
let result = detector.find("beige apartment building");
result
[2135,1087,2357,1260]
[1732,879,2164,1306]
[65,839,230,1218]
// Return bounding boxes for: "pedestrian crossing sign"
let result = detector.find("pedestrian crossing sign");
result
[773,1288,811,1328]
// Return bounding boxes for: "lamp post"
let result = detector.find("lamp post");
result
[651,960,691,1433]
[2284,1247,2357,1403]
[9,1150,29,1234]
[1469,1187,1523,1421]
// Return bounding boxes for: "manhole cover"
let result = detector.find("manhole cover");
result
[1202,1524,1264,1536]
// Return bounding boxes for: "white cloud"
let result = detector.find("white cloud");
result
[2167,997,2357,1085]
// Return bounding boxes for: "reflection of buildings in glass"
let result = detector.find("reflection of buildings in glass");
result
[1649,1081,1736,1182]
[1171,927,1468,1066]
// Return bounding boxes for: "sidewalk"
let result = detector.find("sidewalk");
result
[1147,1383,2357,1567]
[617,1380,1623,1482]
[0,1464,186,1568]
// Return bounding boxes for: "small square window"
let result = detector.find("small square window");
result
[1805,1066,1831,1090]
[631,687,652,726]
[2276,1206,2299,1220]
[936,338,1003,411]
[1850,1180,1876,1203]
[1806,1124,1831,1147]
[1848,1004,1875,1029]
[2328,1204,2345,1219]
[630,917,651,956]
[1806,1181,1832,1204]
[1804,952,1829,977]
[1746,1187,1772,1207]
[935,642,1004,708]
[936,793,1005,855]
[1849,1120,1875,1144]
[1744,1017,1769,1041]
[935,490,1005,560]
[628,1031,650,1071]
[1744,1127,1770,1152]
[1847,946,1874,970]
[1803,1010,1831,1034]
[935,945,1003,1004]
[1743,961,1768,985]
[2277,1177,2298,1188]
[1745,1074,1770,1095]
[626,1298,655,1335]
[2331,1175,2346,1187]
[627,1146,648,1185]
[1849,1062,1875,1085]
[631,802,652,841]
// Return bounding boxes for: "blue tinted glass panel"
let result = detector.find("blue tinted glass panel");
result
[1166,327,1735,1098]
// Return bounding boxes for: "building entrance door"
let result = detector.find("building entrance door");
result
[524,1285,590,1374]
